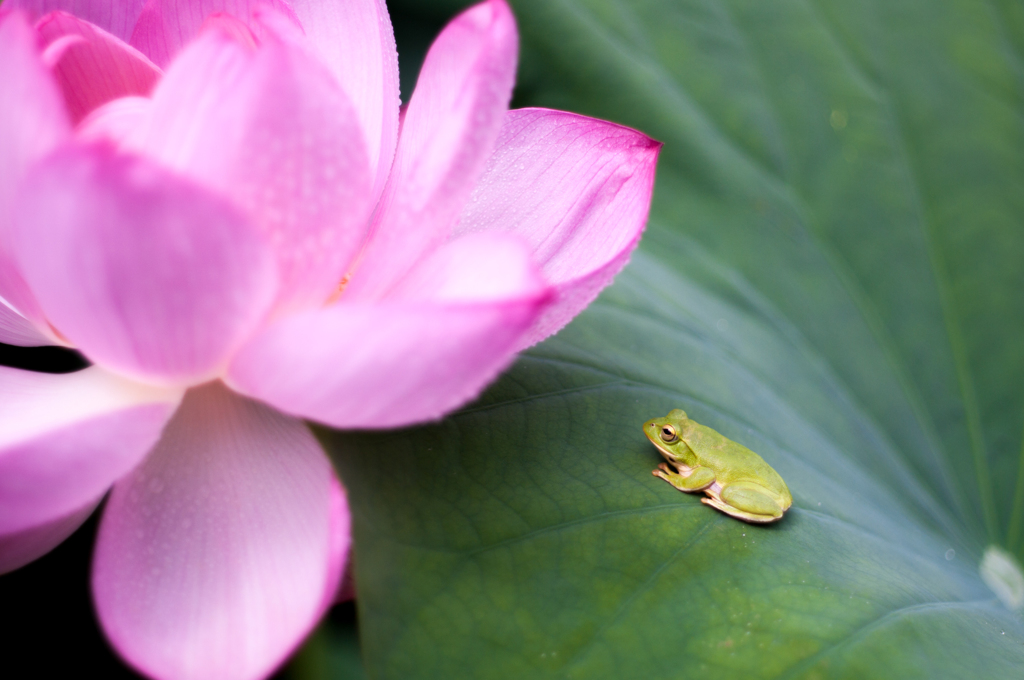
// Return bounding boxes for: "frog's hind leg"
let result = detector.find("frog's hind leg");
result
[701,496,780,523]
[704,482,786,523]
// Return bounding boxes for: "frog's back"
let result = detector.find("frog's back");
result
[682,420,790,498]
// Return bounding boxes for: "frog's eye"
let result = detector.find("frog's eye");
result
[660,425,678,443]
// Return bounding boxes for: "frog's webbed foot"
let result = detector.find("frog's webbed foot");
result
[652,464,681,487]
[653,464,715,493]
[655,462,676,476]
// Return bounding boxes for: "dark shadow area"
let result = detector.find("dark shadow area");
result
[388,0,452,103]
[1,506,366,680]
[276,601,365,680]
[386,0,542,113]
[0,342,89,373]
[0,508,146,679]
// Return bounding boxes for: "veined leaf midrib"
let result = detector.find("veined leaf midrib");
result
[980,0,1024,560]
[773,598,1000,680]
[558,516,721,671]
[457,380,631,417]
[979,0,1024,109]
[558,507,984,676]
[1008,433,1024,553]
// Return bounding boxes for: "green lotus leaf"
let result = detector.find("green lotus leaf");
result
[321,0,1024,677]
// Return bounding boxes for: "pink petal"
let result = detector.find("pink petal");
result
[123,0,398,200]
[128,0,293,67]
[289,0,399,204]
[0,11,70,327]
[0,257,50,342]
[130,27,373,312]
[456,108,661,348]
[0,297,49,346]
[6,0,147,42]
[387,232,548,303]
[0,366,181,537]
[0,499,98,574]
[10,145,278,386]
[322,476,352,607]
[36,11,162,124]
[93,381,340,680]
[227,233,548,428]
[76,94,152,144]
[344,0,519,302]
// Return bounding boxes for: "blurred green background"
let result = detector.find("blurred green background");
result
[3,0,1024,678]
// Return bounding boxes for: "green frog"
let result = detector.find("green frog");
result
[644,409,791,523]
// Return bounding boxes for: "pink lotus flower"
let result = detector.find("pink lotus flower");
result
[0,0,659,677]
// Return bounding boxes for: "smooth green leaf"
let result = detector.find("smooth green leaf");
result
[323,0,1024,676]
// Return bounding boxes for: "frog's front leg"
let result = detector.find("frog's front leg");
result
[653,462,716,493]
[704,481,787,523]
